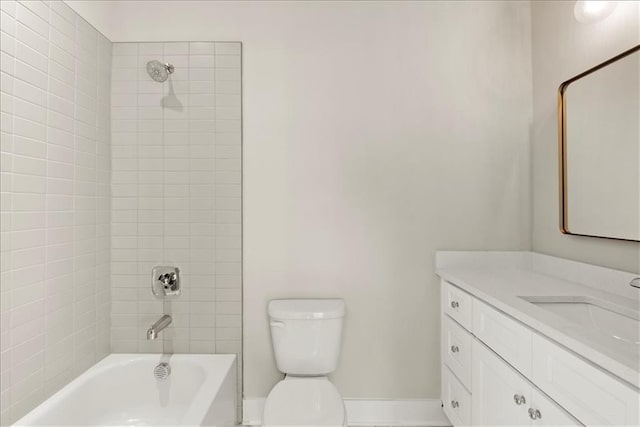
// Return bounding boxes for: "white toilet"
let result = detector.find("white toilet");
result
[263,299,347,427]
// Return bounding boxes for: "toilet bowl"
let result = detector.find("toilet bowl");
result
[263,299,347,427]
[263,377,347,426]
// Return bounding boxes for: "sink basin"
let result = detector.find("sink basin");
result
[520,296,640,345]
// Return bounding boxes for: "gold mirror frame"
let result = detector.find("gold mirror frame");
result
[558,44,640,242]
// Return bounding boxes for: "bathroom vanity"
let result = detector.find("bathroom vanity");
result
[436,252,639,426]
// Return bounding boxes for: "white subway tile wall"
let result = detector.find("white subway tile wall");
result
[109,41,242,405]
[0,0,111,423]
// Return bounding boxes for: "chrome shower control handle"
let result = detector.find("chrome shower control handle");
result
[513,394,526,405]
[159,272,177,287]
[450,301,460,309]
[451,345,459,353]
[159,272,178,293]
[151,266,181,296]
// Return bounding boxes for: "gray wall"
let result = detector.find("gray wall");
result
[73,0,534,399]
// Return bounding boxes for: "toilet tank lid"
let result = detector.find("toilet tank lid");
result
[268,299,345,320]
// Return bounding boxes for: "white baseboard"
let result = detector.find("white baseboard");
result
[243,398,450,426]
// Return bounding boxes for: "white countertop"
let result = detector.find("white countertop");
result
[436,262,640,389]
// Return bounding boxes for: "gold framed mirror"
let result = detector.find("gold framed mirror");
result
[558,45,640,242]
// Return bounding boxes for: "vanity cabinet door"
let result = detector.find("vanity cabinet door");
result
[532,334,639,426]
[443,365,472,426]
[472,339,531,426]
[472,338,582,427]
[442,280,473,331]
[529,387,582,427]
[473,298,532,378]
[442,315,473,389]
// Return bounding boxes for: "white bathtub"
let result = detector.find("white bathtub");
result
[14,354,236,427]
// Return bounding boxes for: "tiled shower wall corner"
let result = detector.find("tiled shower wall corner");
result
[0,0,111,423]
[109,40,242,396]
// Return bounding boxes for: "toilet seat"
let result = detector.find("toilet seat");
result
[263,378,346,426]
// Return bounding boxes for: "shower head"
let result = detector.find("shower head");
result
[146,60,174,82]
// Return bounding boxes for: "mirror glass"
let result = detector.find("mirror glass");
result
[561,46,639,241]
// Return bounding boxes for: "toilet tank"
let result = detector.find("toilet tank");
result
[268,299,345,375]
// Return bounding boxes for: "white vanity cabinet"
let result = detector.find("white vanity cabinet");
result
[440,279,639,427]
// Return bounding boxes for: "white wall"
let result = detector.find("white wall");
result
[0,1,111,423]
[531,1,640,273]
[65,0,533,399]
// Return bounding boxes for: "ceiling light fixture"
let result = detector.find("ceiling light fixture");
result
[574,1,618,24]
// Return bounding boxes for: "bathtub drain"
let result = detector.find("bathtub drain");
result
[154,362,171,380]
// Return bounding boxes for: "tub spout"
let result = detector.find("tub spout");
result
[147,315,172,340]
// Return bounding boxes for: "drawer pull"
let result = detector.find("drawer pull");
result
[451,345,459,353]
[528,408,542,420]
[513,394,526,405]
[451,400,459,408]
[450,301,460,309]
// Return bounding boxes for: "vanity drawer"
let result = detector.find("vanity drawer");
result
[442,364,472,427]
[443,314,472,389]
[442,280,473,331]
[473,298,532,378]
[532,333,639,426]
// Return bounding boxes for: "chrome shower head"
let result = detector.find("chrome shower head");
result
[146,60,174,83]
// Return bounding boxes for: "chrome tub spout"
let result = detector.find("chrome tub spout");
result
[147,315,172,340]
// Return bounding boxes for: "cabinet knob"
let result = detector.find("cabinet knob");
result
[450,301,460,309]
[513,394,526,405]
[451,400,459,409]
[450,345,459,353]
[528,408,542,420]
